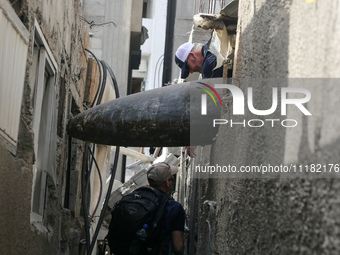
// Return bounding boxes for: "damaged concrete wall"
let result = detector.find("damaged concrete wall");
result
[0,0,89,254]
[83,0,143,97]
[193,0,340,254]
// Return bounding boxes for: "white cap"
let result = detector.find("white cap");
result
[175,42,195,79]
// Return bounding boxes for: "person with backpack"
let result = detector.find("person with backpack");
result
[106,162,185,255]
[147,162,185,255]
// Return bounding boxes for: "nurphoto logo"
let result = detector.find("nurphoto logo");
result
[196,82,223,115]
[198,83,312,128]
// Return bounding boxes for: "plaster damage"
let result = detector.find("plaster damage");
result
[0,0,89,254]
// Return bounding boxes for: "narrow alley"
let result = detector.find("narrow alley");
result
[1,0,340,255]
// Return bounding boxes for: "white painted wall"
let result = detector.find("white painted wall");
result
[83,0,138,97]
[139,0,168,91]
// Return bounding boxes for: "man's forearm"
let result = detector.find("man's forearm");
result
[172,231,184,255]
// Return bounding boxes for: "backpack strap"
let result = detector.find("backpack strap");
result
[152,190,168,228]
[134,186,169,228]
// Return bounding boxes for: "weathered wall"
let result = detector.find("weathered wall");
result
[0,0,89,254]
[194,0,340,254]
[83,0,143,97]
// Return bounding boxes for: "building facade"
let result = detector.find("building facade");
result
[0,0,144,254]
[0,0,89,253]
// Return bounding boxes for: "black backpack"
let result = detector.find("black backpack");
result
[106,186,168,255]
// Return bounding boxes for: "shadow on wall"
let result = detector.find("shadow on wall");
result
[193,1,340,255]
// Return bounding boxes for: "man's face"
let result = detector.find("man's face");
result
[166,175,175,197]
[186,52,203,74]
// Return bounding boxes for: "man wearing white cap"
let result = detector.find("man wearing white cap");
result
[147,162,185,255]
[175,42,223,79]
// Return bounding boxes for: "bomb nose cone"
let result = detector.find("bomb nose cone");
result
[67,82,220,147]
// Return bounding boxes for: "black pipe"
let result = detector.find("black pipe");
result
[64,136,72,209]
[81,142,90,253]
[162,0,177,86]
[120,155,127,183]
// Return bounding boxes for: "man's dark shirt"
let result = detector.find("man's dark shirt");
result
[159,200,185,255]
[201,43,224,78]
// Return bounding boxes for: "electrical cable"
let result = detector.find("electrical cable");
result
[102,60,119,96]
[153,55,164,89]
[89,147,120,254]
[158,57,164,86]
[86,150,92,216]
[64,136,72,209]
[81,142,91,254]
[74,49,121,255]
[88,60,120,254]
[207,218,212,255]
[80,103,96,217]
[86,58,107,210]
[77,49,108,255]
[85,48,103,108]
[88,145,103,222]
[153,57,160,89]
[83,50,103,216]
[86,58,108,216]
[97,60,107,105]
[88,60,117,223]
[158,56,164,87]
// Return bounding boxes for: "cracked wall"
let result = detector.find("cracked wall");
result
[0,0,89,254]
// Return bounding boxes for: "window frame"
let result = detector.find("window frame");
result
[30,19,58,225]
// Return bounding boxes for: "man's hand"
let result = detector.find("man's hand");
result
[186,146,197,157]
